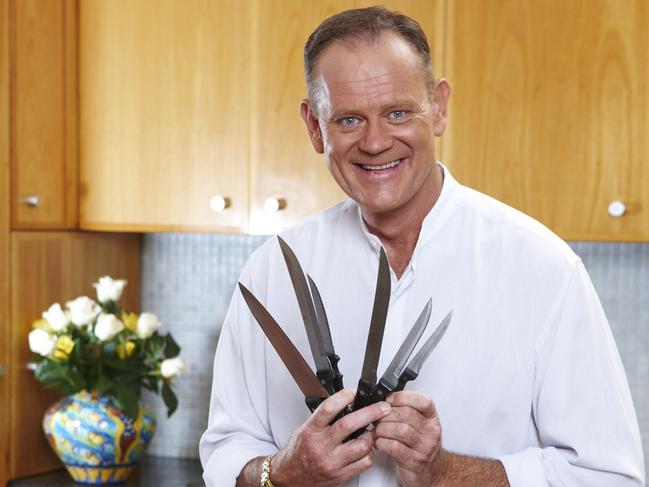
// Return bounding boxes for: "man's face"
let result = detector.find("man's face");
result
[301,32,450,218]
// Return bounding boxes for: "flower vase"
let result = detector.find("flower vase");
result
[43,391,156,485]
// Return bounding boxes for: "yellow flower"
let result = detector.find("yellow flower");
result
[116,340,136,359]
[32,318,53,332]
[121,311,138,332]
[57,335,75,354]
[53,335,75,360]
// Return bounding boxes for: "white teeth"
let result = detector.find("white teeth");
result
[361,160,401,171]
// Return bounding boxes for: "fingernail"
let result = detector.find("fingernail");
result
[379,402,391,414]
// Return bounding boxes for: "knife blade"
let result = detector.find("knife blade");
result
[238,282,329,411]
[352,246,391,411]
[371,298,432,400]
[277,236,337,395]
[372,307,451,402]
[393,309,452,392]
[307,274,344,393]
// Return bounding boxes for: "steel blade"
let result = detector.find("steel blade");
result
[306,274,335,355]
[360,247,391,383]
[403,309,452,376]
[238,283,328,399]
[379,298,432,390]
[277,237,331,375]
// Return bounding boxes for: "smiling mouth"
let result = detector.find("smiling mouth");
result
[359,159,402,171]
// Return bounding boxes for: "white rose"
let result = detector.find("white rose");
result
[136,312,161,339]
[42,303,70,332]
[66,296,101,326]
[28,329,56,356]
[160,357,187,379]
[94,313,124,341]
[93,276,127,303]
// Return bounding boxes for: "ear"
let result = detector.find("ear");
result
[300,100,325,154]
[431,79,451,136]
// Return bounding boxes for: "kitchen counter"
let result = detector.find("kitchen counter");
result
[7,456,203,487]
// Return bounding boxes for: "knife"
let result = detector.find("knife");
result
[278,236,343,396]
[371,308,452,402]
[238,283,329,412]
[352,246,391,412]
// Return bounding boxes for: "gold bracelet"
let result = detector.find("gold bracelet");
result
[260,455,274,487]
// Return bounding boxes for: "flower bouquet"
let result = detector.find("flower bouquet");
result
[27,276,186,484]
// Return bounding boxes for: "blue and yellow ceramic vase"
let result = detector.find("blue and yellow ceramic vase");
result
[43,391,156,485]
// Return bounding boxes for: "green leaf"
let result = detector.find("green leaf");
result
[144,335,166,362]
[114,381,140,419]
[161,382,178,417]
[164,333,180,358]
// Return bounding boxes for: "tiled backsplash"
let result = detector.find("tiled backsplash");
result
[140,234,648,473]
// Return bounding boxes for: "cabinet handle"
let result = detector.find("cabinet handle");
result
[18,194,41,207]
[0,363,4,377]
[209,195,231,213]
[608,200,626,218]
[263,197,287,213]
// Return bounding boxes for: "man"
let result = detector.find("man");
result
[200,7,645,486]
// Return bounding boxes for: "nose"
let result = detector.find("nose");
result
[358,120,393,155]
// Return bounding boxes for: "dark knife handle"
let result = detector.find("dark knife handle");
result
[305,396,326,413]
[369,380,391,404]
[317,370,337,396]
[326,353,344,392]
[394,367,418,392]
[352,378,377,411]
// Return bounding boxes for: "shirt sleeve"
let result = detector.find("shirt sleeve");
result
[499,261,645,486]
[199,262,278,486]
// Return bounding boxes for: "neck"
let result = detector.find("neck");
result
[362,165,443,279]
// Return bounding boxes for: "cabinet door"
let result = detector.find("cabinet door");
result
[9,232,141,479]
[250,0,446,234]
[10,0,77,229]
[80,0,251,232]
[442,0,649,241]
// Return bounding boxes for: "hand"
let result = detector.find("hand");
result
[373,391,445,487]
[271,388,392,486]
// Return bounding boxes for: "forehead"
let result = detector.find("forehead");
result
[313,33,428,112]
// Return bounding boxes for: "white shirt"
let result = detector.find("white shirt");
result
[200,165,645,486]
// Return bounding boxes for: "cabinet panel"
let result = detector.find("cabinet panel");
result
[80,0,251,232]
[443,0,649,241]
[11,0,77,229]
[9,232,141,479]
[250,0,446,234]
[1,0,10,483]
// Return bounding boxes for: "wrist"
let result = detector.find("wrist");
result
[429,448,451,484]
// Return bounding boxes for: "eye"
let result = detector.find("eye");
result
[337,116,359,128]
[389,110,407,120]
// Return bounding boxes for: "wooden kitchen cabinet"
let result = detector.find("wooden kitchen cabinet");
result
[10,0,78,229]
[7,232,141,480]
[79,0,251,233]
[442,0,649,241]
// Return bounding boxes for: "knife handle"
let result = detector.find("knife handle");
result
[369,380,391,403]
[327,353,344,392]
[394,367,418,392]
[352,378,377,412]
[305,396,325,413]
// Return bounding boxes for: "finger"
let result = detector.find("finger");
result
[328,401,391,444]
[336,447,374,480]
[373,419,421,450]
[387,390,437,418]
[376,405,429,431]
[309,388,356,428]
[333,429,374,464]
[374,437,423,471]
